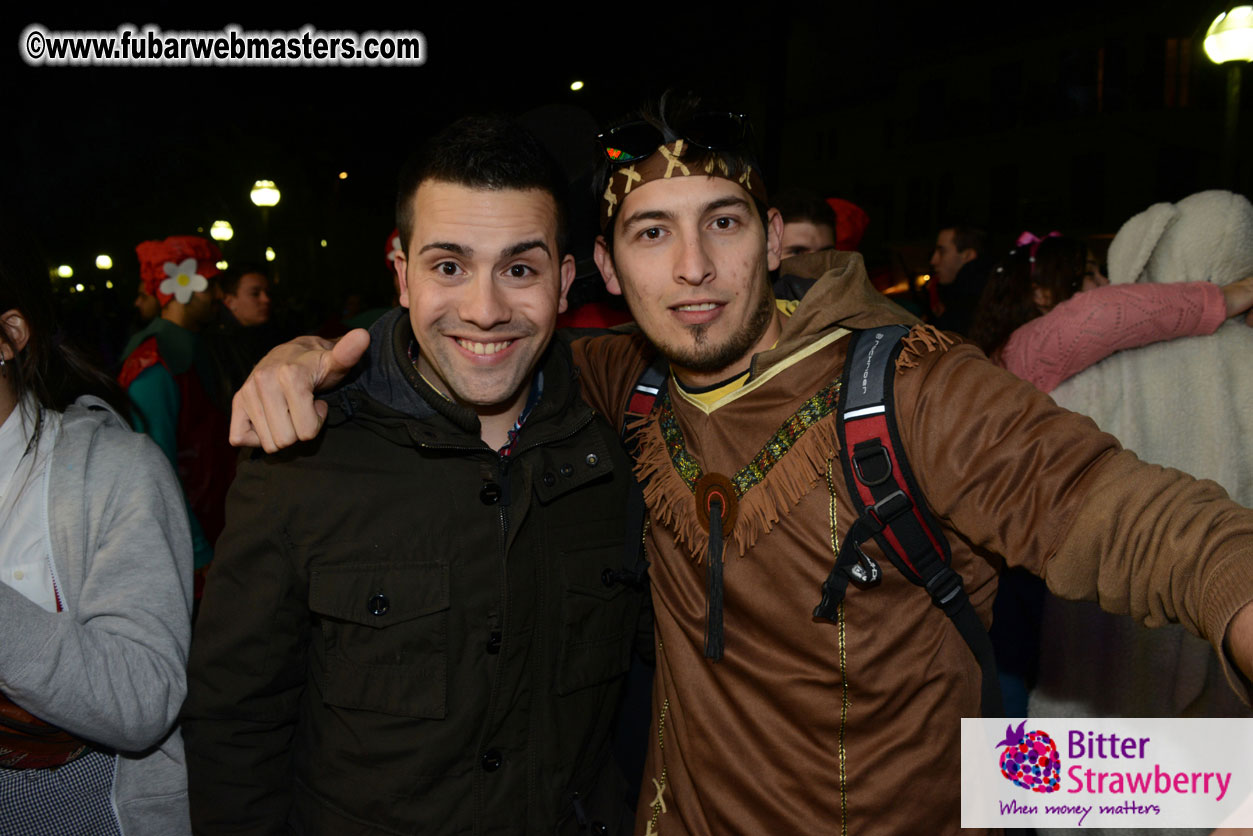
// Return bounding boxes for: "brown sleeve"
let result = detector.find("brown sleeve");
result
[894,339,1253,695]
[568,332,655,429]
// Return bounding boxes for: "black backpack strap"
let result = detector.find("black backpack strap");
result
[815,326,1003,716]
[607,355,669,589]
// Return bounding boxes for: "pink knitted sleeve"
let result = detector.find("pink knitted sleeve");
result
[998,282,1227,393]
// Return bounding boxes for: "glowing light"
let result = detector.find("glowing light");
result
[1205,6,1253,63]
[95,255,113,270]
[106,280,114,289]
[338,171,348,180]
[570,80,585,91]
[320,239,328,247]
[917,273,931,286]
[216,260,229,271]
[210,220,234,242]
[250,180,281,207]
[265,247,276,262]
[57,265,73,278]
[74,283,85,292]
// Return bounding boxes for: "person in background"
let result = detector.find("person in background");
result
[220,265,271,328]
[969,230,1252,392]
[775,188,838,258]
[118,236,234,579]
[0,220,193,836]
[1027,193,1253,836]
[928,223,989,334]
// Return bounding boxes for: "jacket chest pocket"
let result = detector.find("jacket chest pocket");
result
[551,526,640,696]
[308,561,450,718]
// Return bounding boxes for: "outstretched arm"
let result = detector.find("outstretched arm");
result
[229,328,370,452]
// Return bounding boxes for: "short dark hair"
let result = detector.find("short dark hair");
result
[395,115,570,257]
[594,91,767,253]
[946,225,986,256]
[218,263,269,297]
[773,189,837,236]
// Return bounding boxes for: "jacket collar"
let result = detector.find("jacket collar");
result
[752,251,918,379]
[328,308,584,449]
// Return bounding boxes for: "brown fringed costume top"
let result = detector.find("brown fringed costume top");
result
[571,251,1253,836]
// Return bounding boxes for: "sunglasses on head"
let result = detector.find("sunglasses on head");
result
[597,111,751,164]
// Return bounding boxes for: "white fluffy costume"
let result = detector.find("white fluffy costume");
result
[1030,190,1253,835]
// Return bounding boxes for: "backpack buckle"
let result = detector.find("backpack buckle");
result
[865,490,911,532]
[925,567,964,615]
[852,442,893,487]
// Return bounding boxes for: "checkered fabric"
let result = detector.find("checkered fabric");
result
[0,749,121,836]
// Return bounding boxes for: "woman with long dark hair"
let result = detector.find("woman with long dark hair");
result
[0,223,193,835]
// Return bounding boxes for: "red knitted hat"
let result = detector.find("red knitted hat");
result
[135,236,222,306]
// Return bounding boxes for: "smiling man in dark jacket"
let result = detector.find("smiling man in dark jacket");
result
[182,117,645,835]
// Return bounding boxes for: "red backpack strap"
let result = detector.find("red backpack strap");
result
[816,326,1003,716]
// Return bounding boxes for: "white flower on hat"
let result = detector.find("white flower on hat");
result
[158,258,208,304]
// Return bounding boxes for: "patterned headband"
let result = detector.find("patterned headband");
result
[599,139,769,232]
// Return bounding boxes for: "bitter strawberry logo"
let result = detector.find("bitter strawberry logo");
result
[996,721,1061,793]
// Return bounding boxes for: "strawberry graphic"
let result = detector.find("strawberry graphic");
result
[995,721,1061,793]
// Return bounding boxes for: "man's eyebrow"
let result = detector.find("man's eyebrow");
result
[418,242,470,257]
[704,196,752,214]
[502,240,549,259]
[619,208,675,230]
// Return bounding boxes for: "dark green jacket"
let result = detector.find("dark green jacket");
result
[184,310,644,835]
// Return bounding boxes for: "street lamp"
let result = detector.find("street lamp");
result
[1205,7,1253,188]
[249,180,280,207]
[95,255,112,270]
[1205,7,1253,63]
[210,220,234,242]
[250,180,281,265]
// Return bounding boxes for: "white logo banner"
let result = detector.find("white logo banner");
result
[962,718,1253,829]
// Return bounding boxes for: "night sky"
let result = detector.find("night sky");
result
[3,3,1246,328]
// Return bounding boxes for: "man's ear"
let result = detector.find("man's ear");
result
[394,253,410,309]
[557,254,576,314]
[593,236,622,296]
[960,248,977,266]
[0,309,29,359]
[765,208,784,272]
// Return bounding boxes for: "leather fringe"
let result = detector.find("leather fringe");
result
[633,411,842,563]
[896,324,956,371]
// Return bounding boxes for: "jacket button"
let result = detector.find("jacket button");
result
[486,631,502,654]
[480,749,503,772]
[479,482,501,504]
[560,464,573,477]
[592,823,608,835]
[601,568,617,588]
[542,471,556,487]
[585,453,599,466]
[368,593,389,616]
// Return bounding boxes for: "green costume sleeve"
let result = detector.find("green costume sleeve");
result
[127,365,179,469]
[128,365,213,568]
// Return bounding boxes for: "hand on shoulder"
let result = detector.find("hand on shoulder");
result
[229,329,370,452]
